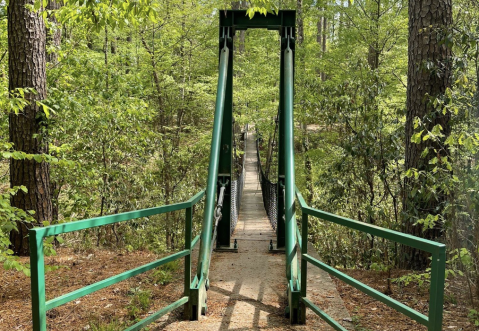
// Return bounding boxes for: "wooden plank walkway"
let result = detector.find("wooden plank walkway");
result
[157,128,353,330]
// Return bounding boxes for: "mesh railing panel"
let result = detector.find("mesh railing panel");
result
[256,139,278,230]
[230,127,247,235]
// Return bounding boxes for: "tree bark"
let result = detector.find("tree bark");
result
[297,0,304,45]
[8,0,52,256]
[46,0,61,64]
[402,0,452,269]
[321,12,327,81]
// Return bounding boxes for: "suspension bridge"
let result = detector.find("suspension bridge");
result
[28,10,446,331]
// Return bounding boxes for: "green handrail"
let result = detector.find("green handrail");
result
[284,31,297,287]
[30,190,205,331]
[295,187,446,331]
[196,38,230,282]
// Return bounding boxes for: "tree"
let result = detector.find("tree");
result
[46,0,61,64]
[402,0,452,269]
[8,0,52,255]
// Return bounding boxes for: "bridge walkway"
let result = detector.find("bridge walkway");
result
[159,129,352,331]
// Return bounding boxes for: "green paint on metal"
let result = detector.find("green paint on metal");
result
[30,190,205,238]
[196,42,230,282]
[302,298,348,331]
[300,212,308,300]
[191,235,201,250]
[30,190,205,331]
[299,212,308,325]
[283,29,297,288]
[216,24,234,248]
[302,206,444,254]
[46,251,190,311]
[30,230,46,331]
[303,253,429,325]
[124,296,189,331]
[428,247,446,331]
[185,207,193,298]
[296,186,445,329]
[219,10,296,31]
[296,226,302,251]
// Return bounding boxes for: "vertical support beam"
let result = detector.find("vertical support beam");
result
[277,33,286,249]
[217,27,234,248]
[283,26,299,324]
[284,29,297,285]
[428,245,446,331]
[30,229,46,331]
[184,207,192,298]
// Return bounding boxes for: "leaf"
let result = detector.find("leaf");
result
[411,130,424,144]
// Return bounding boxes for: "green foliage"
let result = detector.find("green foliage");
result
[58,0,158,32]
[246,1,278,18]
[89,319,123,331]
[468,309,479,327]
[0,187,34,276]
[151,260,180,285]
[126,288,151,320]
[392,271,431,291]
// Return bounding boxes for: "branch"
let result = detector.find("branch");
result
[392,71,407,89]
[0,50,7,65]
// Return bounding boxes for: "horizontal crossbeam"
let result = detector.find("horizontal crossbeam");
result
[220,10,295,31]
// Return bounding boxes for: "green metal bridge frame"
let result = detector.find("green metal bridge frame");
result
[29,10,446,331]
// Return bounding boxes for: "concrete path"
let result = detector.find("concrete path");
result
[159,128,353,330]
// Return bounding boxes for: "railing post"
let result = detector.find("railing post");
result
[184,207,193,298]
[428,245,446,331]
[30,229,46,331]
[299,212,308,324]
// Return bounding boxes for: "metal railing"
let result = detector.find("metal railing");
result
[29,190,205,331]
[256,138,278,230]
[295,187,446,331]
[231,127,248,235]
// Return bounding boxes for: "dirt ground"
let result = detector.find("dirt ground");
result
[0,247,189,331]
[1,247,476,330]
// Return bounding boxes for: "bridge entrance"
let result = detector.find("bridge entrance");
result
[29,10,446,331]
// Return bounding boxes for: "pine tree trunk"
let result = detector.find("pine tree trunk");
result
[402,0,452,269]
[46,0,61,64]
[8,0,52,256]
[321,14,327,81]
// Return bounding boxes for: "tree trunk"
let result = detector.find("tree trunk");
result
[297,0,304,45]
[317,17,322,76]
[321,13,327,81]
[8,0,52,256]
[104,25,109,90]
[111,37,117,54]
[46,0,61,64]
[367,0,380,70]
[402,0,452,269]
[232,2,246,55]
